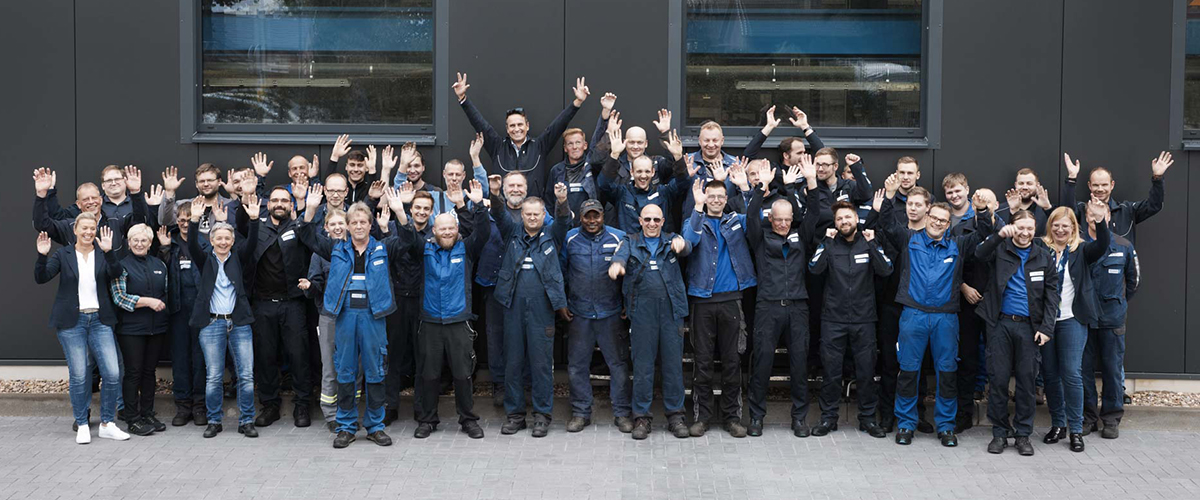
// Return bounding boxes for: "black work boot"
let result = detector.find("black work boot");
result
[172,401,193,427]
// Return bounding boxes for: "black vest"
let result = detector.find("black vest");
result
[117,255,170,335]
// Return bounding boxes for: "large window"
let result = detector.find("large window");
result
[684,0,925,135]
[187,0,441,141]
[1184,3,1200,131]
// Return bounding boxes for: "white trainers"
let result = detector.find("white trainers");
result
[76,424,91,444]
[98,422,130,441]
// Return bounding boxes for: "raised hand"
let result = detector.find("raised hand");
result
[144,184,164,206]
[606,110,623,136]
[453,72,470,102]
[305,183,325,211]
[446,183,466,207]
[971,190,987,212]
[382,186,404,215]
[1062,152,1080,179]
[998,224,1018,239]
[825,227,837,239]
[884,173,901,196]
[572,76,590,106]
[653,109,672,134]
[728,157,749,191]
[161,166,185,195]
[290,178,310,205]
[310,154,320,179]
[1004,188,1021,211]
[222,169,237,196]
[691,178,707,209]
[782,163,803,186]
[608,262,625,281]
[212,202,228,223]
[553,182,569,205]
[365,144,378,175]
[710,162,729,183]
[788,107,810,129]
[1085,195,1106,223]
[862,229,876,241]
[664,129,684,161]
[798,153,816,183]
[762,105,781,135]
[469,132,485,163]
[241,192,259,215]
[36,232,52,255]
[189,196,205,222]
[252,152,273,177]
[398,182,416,204]
[33,167,55,197]
[1034,183,1051,210]
[1152,151,1174,177]
[671,235,687,254]
[466,179,485,204]
[380,144,397,181]
[600,92,617,117]
[331,134,352,163]
[367,179,386,200]
[873,189,886,212]
[156,225,171,247]
[124,165,142,194]
[398,142,417,173]
[97,226,114,252]
[608,125,626,157]
[685,154,701,177]
[845,153,861,166]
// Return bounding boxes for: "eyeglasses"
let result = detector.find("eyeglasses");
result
[815,162,837,169]
[641,217,663,223]
[101,178,124,186]
[927,215,950,226]
[706,194,727,200]
[325,189,348,195]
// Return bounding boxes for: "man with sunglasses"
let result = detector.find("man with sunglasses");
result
[682,177,757,438]
[608,204,692,440]
[877,194,994,447]
[454,72,591,199]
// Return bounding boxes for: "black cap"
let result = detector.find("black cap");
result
[580,199,604,215]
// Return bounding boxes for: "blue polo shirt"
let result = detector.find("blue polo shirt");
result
[1001,246,1031,317]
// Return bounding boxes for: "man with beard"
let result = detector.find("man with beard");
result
[396,182,491,439]
[975,210,1060,456]
[598,126,690,234]
[489,179,567,438]
[159,164,235,236]
[809,202,893,438]
[997,168,1052,233]
[454,72,591,198]
[743,155,821,438]
[553,194,633,434]
[682,177,757,438]
[608,204,693,440]
[878,195,994,447]
[247,186,314,429]
[1061,151,1172,248]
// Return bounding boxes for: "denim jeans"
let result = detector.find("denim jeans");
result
[566,315,631,419]
[199,319,255,425]
[1042,318,1087,433]
[57,312,121,425]
[1082,327,1126,426]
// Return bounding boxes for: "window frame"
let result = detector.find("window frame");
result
[668,0,943,150]
[179,0,449,145]
[1173,0,1196,149]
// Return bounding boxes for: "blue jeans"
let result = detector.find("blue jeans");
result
[895,308,958,433]
[1082,327,1126,426]
[199,319,255,425]
[333,307,387,434]
[1042,318,1087,433]
[566,315,631,419]
[57,312,121,425]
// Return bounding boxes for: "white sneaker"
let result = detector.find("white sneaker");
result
[98,422,130,441]
[76,424,91,444]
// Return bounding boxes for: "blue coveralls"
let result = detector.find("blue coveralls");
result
[334,270,389,434]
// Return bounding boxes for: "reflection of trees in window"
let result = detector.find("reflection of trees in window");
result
[201,0,433,125]
[1184,6,1200,130]
[685,0,923,129]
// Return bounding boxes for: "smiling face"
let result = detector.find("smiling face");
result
[1015,172,1038,201]
[631,157,655,190]
[345,156,367,183]
[640,204,664,238]
[625,127,648,160]
[324,175,348,208]
[698,126,724,161]
[506,113,529,144]
[834,207,859,237]
[943,182,969,210]
[1048,213,1075,246]
[196,171,221,198]
[74,217,97,245]
[520,199,545,234]
[703,183,727,217]
[433,213,459,249]
[814,154,838,182]
[1012,217,1036,248]
[563,131,587,163]
[128,231,152,256]
[581,210,604,234]
[407,155,426,183]
[210,227,234,255]
[287,156,309,184]
[100,168,126,200]
[769,199,793,236]
[503,174,527,208]
[324,212,347,240]
[1089,170,1114,203]
[410,197,433,227]
[896,161,920,191]
[267,188,292,222]
[76,185,103,216]
[925,206,951,240]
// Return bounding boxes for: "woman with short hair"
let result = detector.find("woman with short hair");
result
[110,223,172,436]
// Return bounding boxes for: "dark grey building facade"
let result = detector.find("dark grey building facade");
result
[1,0,1197,378]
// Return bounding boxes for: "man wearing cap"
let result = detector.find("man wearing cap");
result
[551,190,633,434]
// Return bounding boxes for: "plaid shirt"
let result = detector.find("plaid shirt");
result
[110,269,166,312]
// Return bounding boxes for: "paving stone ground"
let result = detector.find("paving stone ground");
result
[2,402,1199,500]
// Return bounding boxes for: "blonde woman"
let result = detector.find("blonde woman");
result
[1037,199,1108,452]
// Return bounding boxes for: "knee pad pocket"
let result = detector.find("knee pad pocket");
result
[938,371,957,400]
[897,370,919,398]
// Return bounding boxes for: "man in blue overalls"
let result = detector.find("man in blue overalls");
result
[878,194,993,446]
[298,185,418,449]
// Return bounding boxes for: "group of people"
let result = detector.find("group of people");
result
[33,73,1158,454]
